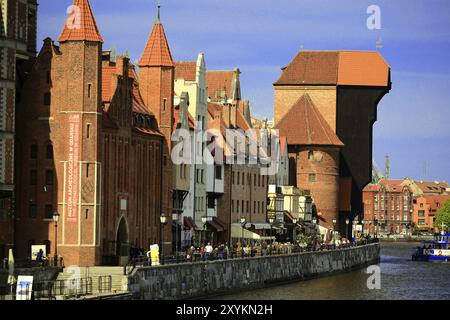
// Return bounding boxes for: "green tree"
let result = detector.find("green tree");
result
[434,200,450,232]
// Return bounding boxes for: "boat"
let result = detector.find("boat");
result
[412,232,450,262]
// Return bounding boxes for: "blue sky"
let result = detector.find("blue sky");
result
[38,0,450,183]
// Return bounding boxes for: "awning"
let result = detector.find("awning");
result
[183,217,197,230]
[250,223,272,230]
[207,219,224,232]
[231,224,261,240]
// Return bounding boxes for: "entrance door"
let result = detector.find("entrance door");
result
[116,217,129,259]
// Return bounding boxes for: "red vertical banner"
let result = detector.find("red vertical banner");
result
[66,114,81,224]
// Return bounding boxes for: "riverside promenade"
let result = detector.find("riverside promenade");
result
[128,242,380,300]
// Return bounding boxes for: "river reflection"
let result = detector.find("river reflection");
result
[212,242,450,300]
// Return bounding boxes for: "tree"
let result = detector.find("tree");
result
[434,200,450,232]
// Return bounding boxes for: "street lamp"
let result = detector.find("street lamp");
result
[160,214,167,265]
[332,218,337,247]
[172,213,179,263]
[346,218,350,240]
[292,218,298,244]
[53,211,60,266]
[268,217,275,244]
[201,216,208,245]
[240,217,247,245]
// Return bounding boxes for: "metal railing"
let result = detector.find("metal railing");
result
[98,276,112,294]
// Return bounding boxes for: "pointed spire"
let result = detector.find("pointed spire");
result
[58,0,104,43]
[156,0,161,24]
[138,3,174,67]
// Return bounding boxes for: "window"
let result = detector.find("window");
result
[30,170,37,185]
[163,98,167,111]
[418,210,425,217]
[45,170,54,185]
[44,92,51,106]
[45,205,53,219]
[308,150,314,160]
[88,84,92,98]
[30,144,38,159]
[418,219,425,226]
[87,124,91,138]
[46,144,53,159]
[237,200,240,213]
[215,165,222,180]
[242,173,245,185]
[29,204,37,219]
[208,197,215,209]
[231,200,234,213]
[309,174,316,183]
[237,172,240,185]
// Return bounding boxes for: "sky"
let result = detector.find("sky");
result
[37,0,450,183]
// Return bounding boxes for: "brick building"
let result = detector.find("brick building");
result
[206,70,269,244]
[13,0,176,266]
[412,195,450,232]
[274,51,391,235]
[0,0,37,260]
[363,180,413,236]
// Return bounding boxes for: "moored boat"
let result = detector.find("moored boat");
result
[412,232,450,262]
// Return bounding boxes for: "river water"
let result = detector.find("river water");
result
[213,242,450,300]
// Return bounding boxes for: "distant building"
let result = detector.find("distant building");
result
[412,195,450,232]
[363,180,413,236]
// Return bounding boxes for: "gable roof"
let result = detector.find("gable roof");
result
[58,0,104,43]
[175,61,197,81]
[274,51,389,87]
[206,71,235,100]
[275,93,344,147]
[139,21,174,67]
[102,62,154,116]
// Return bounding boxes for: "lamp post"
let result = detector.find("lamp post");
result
[332,218,337,247]
[160,214,167,265]
[346,218,350,240]
[53,211,60,266]
[172,213,179,263]
[201,216,207,245]
[240,217,247,245]
[269,217,275,244]
[292,218,298,244]
[374,218,379,239]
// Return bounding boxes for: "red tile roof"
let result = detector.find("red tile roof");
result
[138,22,174,67]
[275,93,344,147]
[424,195,450,211]
[102,63,154,116]
[206,71,234,99]
[414,181,449,194]
[274,51,390,87]
[58,0,104,43]
[175,61,197,81]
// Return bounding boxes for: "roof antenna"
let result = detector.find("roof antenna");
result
[156,0,161,23]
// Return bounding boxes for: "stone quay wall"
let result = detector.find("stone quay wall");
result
[128,243,380,300]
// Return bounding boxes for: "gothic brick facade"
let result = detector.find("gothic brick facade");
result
[13,0,173,266]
